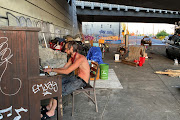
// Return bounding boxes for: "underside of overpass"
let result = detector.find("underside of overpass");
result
[77,14,179,24]
[76,1,180,24]
[81,0,180,11]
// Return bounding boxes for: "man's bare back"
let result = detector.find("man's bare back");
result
[74,53,90,83]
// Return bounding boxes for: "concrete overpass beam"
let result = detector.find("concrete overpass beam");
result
[175,12,179,14]
[100,3,103,10]
[117,5,120,11]
[86,2,91,7]
[109,4,112,10]
[91,2,94,9]
[159,10,162,13]
[81,1,85,9]
[125,6,128,11]
[135,7,140,12]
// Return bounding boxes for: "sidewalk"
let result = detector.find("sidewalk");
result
[63,45,180,120]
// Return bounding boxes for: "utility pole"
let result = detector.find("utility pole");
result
[119,22,120,40]
[153,24,154,36]
[143,27,144,36]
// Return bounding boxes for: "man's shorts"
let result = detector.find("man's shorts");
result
[62,75,87,96]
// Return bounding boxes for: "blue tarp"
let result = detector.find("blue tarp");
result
[86,47,104,64]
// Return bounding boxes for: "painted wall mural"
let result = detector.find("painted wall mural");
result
[99,30,114,35]
[84,34,124,44]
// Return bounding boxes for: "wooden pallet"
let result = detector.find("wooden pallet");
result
[155,69,180,77]
[115,60,138,67]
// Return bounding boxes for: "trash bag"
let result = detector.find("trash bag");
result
[49,37,66,51]
[50,37,65,44]
[86,47,104,64]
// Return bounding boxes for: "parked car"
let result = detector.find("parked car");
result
[166,35,180,60]
[163,35,173,44]
[162,36,169,43]
[141,36,152,46]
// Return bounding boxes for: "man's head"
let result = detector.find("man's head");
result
[64,41,78,55]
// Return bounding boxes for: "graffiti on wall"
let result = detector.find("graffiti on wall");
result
[83,34,124,44]
[0,12,70,43]
[99,30,114,35]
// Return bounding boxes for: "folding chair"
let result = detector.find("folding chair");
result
[72,61,99,116]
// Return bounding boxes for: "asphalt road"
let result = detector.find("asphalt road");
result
[129,36,165,45]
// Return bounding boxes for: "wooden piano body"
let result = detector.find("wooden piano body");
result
[0,27,62,120]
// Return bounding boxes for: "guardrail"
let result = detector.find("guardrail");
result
[76,1,180,15]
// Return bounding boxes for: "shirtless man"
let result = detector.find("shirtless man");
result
[44,41,90,96]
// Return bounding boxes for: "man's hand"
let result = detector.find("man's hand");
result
[44,68,52,73]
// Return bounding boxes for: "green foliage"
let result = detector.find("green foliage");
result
[149,34,153,37]
[156,30,169,39]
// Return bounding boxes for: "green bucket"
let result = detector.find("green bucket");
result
[100,64,109,80]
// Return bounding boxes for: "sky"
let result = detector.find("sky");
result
[125,22,175,35]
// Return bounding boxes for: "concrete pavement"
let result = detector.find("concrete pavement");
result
[62,45,180,120]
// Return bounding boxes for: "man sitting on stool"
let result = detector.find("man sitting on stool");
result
[44,41,90,96]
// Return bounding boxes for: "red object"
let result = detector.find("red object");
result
[71,52,77,64]
[139,61,143,66]
[134,59,139,63]
[139,57,145,66]
[140,57,145,64]
[49,42,56,49]
[49,42,63,51]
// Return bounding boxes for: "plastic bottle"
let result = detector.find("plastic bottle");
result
[174,59,178,65]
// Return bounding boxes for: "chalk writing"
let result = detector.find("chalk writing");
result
[0,106,27,120]
[14,107,28,120]
[0,37,22,96]
[43,91,52,96]
[0,106,12,119]
[32,81,58,96]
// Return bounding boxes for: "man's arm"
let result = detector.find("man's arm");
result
[63,58,72,69]
[44,58,72,73]
[49,56,84,74]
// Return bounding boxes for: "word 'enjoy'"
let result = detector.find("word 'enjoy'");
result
[32,81,58,96]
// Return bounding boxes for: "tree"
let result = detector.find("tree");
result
[156,30,169,38]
